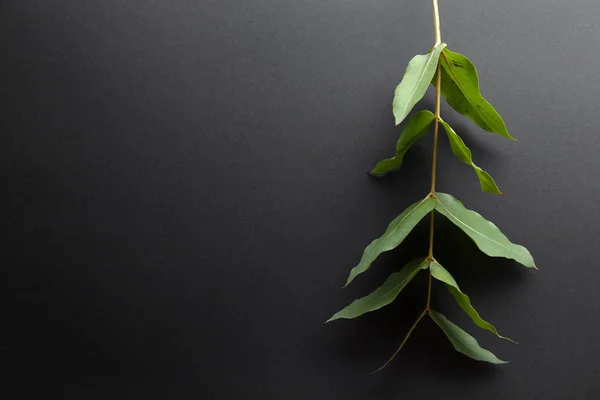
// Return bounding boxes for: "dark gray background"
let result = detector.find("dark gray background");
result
[1,0,599,398]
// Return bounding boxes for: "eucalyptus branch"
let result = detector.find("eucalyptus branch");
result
[328,0,536,370]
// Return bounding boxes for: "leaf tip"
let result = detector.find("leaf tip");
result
[501,336,518,345]
[326,315,339,323]
[485,188,503,196]
[343,275,353,288]
[367,170,384,178]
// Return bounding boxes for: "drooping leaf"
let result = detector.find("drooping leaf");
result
[434,193,536,269]
[429,261,515,343]
[429,310,507,364]
[328,259,429,322]
[371,310,427,373]
[345,197,436,286]
[436,48,515,140]
[393,43,446,126]
[439,119,502,195]
[370,110,435,176]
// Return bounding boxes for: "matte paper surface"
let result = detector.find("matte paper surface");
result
[1,0,599,398]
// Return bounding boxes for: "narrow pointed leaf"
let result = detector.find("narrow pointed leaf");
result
[328,259,429,322]
[393,43,446,126]
[437,48,515,140]
[429,310,507,364]
[370,110,435,176]
[371,310,427,373]
[430,261,515,342]
[345,197,436,286]
[434,193,536,269]
[439,119,502,195]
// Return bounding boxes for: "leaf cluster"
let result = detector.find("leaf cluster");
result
[328,43,536,370]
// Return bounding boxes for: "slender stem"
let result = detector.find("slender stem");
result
[428,211,436,258]
[432,0,441,46]
[426,267,433,311]
[429,0,442,195]
[429,66,441,195]
[428,66,442,257]
[427,0,442,311]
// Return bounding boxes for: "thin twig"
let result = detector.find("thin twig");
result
[427,0,442,309]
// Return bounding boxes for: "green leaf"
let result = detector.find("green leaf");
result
[439,119,502,195]
[370,110,435,176]
[434,193,536,269]
[429,261,515,343]
[429,310,507,364]
[393,43,446,126]
[328,259,429,322]
[437,48,515,140]
[371,309,427,373]
[345,197,436,286]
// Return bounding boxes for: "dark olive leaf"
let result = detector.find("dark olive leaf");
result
[439,119,502,195]
[434,193,536,269]
[393,43,446,126]
[328,259,429,322]
[437,48,515,140]
[345,196,436,286]
[371,309,428,373]
[429,310,508,364]
[370,110,435,176]
[429,261,515,343]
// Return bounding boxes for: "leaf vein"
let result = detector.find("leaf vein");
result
[435,199,520,257]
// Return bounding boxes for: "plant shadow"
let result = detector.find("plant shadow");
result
[433,215,527,294]
[438,113,503,166]
[364,100,438,206]
[319,212,527,385]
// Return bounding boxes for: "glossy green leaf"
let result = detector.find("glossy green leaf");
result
[429,310,507,364]
[371,310,427,373]
[429,261,515,343]
[345,197,436,286]
[328,259,429,322]
[434,193,536,269]
[439,119,502,195]
[437,48,515,140]
[393,43,446,126]
[370,110,435,176]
